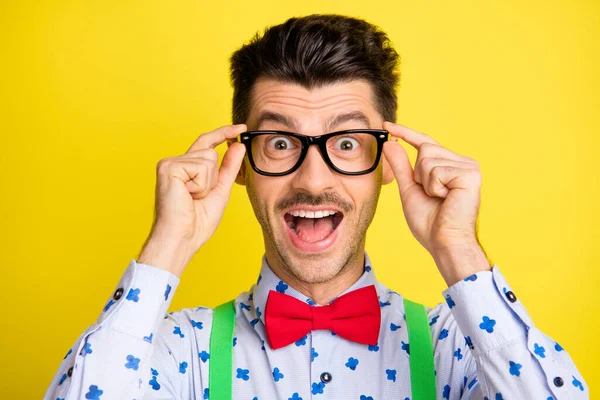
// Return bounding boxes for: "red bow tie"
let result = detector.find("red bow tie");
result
[264,285,381,350]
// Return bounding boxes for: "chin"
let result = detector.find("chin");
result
[274,235,357,285]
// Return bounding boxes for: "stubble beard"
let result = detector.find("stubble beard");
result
[247,182,382,285]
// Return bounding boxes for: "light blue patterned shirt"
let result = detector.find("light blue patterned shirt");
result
[44,253,587,399]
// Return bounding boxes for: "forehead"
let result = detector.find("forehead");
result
[247,78,381,132]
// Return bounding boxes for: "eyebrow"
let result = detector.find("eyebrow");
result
[326,111,371,131]
[257,111,298,131]
[256,110,372,131]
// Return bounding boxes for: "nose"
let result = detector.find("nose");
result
[290,145,337,195]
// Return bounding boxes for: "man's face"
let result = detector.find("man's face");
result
[237,78,393,284]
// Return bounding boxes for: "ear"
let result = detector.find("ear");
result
[227,139,247,186]
[382,153,394,185]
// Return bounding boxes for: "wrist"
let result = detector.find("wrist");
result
[431,242,491,287]
[138,235,193,277]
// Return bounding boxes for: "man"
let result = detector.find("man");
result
[45,14,586,400]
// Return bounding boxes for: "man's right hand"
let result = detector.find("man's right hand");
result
[138,124,247,276]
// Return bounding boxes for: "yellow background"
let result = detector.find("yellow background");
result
[1,0,598,397]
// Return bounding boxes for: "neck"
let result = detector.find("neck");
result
[264,244,366,305]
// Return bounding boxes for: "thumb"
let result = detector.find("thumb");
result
[215,142,246,196]
[382,140,417,198]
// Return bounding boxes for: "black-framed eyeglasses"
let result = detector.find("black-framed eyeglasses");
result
[238,129,389,176]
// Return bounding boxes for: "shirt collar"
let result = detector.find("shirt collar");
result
[250,251,379,327]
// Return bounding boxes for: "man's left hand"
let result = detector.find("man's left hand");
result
[382,121,491,286]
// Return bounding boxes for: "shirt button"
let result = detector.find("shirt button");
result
[67,367,73,377]
[320,372,332,384]
[505,290,517,303]
[113,287,124,300]
[553,376,564,387]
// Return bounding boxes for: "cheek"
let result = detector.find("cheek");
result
[247,174,287,216]
[245,174,266,217]
[343,175,381,211]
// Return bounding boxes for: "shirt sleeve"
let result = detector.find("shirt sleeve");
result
[43,259,181,400]
[441,264,588,400]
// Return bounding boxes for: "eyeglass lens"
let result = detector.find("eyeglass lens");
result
[250,133,379,174]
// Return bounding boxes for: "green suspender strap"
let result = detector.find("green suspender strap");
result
[403,298,437,400]
[209,298,436,400]
[209,300,236,400]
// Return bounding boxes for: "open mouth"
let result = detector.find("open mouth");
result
[283,209,344,243]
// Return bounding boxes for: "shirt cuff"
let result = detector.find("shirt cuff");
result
[96,259,181,340]
[441,265,534,356]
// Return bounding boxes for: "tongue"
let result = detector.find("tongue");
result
[295,216,334,242]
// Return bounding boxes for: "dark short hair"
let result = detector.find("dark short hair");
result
[229,14,401,125]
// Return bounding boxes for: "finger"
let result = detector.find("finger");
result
[179,151,218,186]
[427,166,482,199]
[414,141,478,166]
[185,161,211,199]
[159,159,212,199]
[186,124,247,154]
[383,121,439,150]
[414,157,477,189]
[176,150,220,194]
[382,140,417,198]
[186,157,218,196]
[182,148,219,162]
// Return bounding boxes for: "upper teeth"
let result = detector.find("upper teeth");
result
[288,210,338,218]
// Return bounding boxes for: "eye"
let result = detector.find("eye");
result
[267,136,294,151]
[334,136,359,151]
